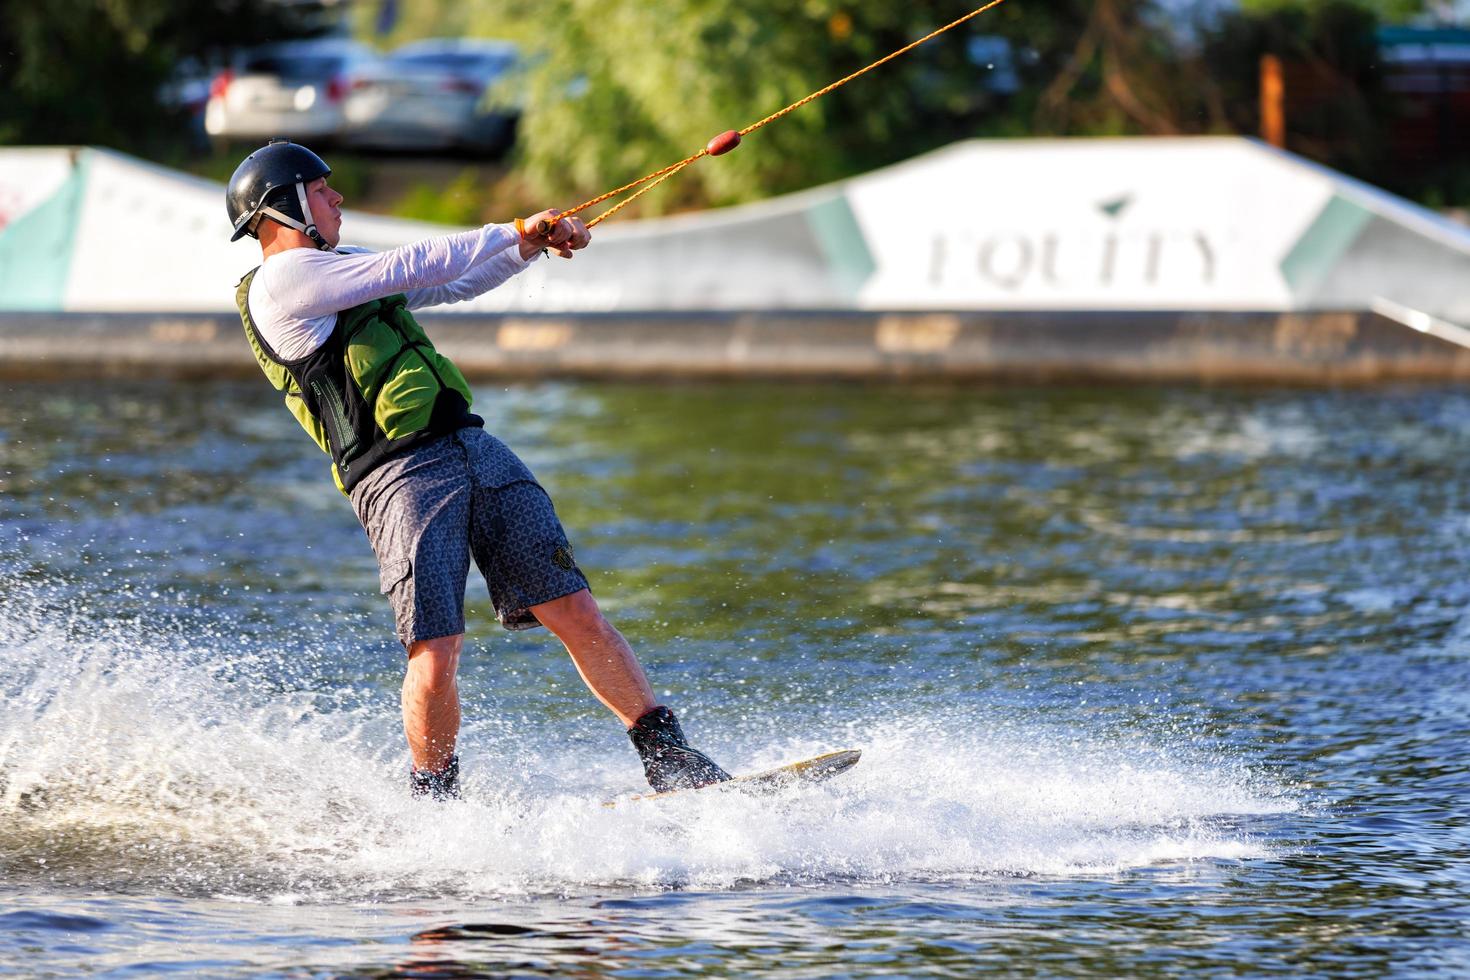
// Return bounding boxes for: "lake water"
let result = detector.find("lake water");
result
[1,379,1467,977]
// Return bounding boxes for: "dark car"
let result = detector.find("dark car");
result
[342,38,521,156]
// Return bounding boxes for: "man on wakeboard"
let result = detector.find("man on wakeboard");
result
[225,139,730,801]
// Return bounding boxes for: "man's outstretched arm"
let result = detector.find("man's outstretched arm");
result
[266,223,524,318]
[402,245,535,310]
[403,211,591,310]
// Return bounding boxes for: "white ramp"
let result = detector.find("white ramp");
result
[1,138,1467,322]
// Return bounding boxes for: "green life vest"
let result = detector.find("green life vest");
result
[236,267,482,494]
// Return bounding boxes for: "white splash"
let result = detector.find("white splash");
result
[0,577,1294,903]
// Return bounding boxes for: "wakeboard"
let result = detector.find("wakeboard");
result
[608,748,861,806]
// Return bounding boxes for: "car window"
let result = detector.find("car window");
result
[241,55,352,80]
[389,51,516,73]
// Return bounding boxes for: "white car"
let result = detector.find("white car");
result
[205,39,378,144]
[342,38,521,155]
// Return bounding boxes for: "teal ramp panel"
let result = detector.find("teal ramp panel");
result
[804,193,878,302]
[0,153,87,311]
[1278,193,1374,305]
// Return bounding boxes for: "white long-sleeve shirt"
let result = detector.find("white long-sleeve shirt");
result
[246,223,537,361]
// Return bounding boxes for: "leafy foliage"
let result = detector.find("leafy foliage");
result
[369,0,1388,215]
[1241,0,1426,17]
[445,0,1049,216]
[0,0,312,153]
[0,0,1450,212]
[449,0,1415,213]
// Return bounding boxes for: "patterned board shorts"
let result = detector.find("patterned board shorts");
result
[349,427,589,646]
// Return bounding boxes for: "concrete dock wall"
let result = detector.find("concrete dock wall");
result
[2,310,1465,384]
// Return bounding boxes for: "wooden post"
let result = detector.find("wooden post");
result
[1261,54,1286,148]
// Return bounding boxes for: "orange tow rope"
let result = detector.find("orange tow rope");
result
[535,0,1013,234]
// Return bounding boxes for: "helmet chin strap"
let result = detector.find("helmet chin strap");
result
[295,180,329,250]
[257,181,330,249]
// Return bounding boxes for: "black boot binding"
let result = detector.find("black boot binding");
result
[628,706,732,793]
[410,754,461,801]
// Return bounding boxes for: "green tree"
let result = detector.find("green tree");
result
[1240,0,1426,18]
[352,2,1093,215]
[0,0,311,153]
[375,1,1236,217]
[354,0,1432,216]
[440,0,1068,216]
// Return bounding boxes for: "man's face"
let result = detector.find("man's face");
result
[306,177,344,247]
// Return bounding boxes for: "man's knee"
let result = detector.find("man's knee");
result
[407,634,462,690]
[532,589,613,641]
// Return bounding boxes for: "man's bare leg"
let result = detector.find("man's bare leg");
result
[531,589,730,792]
[403,633,462,773]
[530,589,655,727]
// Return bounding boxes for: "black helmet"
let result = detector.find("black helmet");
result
[226,139,332,247]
